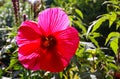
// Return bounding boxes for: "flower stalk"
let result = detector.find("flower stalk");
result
[12,0,20,25]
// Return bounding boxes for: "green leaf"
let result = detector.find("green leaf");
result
[63,74,68,79]
[0,69,3,78]
[59,72,63,79]
[110,38,118,55]
[76,47,85,57]
[105,32,120,45]
[5,58,18,71]
[74,21,86,33]
[116,11,120,15]
[108,12,117,27]
[108,63,118,70]
[91,32,101,38]
[91,15,108,32]
[75,9,83,19]
[89,36,99,47]
[116,20,120,30]
[73,73,79,79]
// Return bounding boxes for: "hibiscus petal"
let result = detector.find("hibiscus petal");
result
[38,8,69,34]
[53,27,79,62]
[38,49,68,72]
[16,20,41,47]
[37,27,79,72]
[18,39,40,56]
[18,53,41,70]
[19,48,66,72]
[18,27,79,72]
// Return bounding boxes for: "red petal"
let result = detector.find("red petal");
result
[19,48,67,72]
[38,49,68,72]
[38,8,69,35]
[38,27,79,72]
[54,27,79,61]
[16,20,41,47]
[18,39,40,56]
[18,53,41,70]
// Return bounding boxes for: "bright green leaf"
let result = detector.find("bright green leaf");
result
[89,36,99,47]
[108,63,118,70]
[116,20,120,30]
[75,9,83,19]
[0,69,3,78]
[90,32,102,38]
[92,15,108,32]
[5,58,18,71]
[105,32,120,45]
[110,38,118,55]
[74,21,86,33]
[63,74,68,79]
[76,47,85,57]
[108,12,117,27]
[74,73,79,79]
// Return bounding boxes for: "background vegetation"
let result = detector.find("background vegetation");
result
[0,0,120,79]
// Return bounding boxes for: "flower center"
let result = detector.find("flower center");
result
[41,35,56,49]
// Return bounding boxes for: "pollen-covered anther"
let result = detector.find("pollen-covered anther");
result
[43,40,50,47]
[41,36,56,49]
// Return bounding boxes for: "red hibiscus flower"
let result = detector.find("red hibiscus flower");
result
[16,8,79,72]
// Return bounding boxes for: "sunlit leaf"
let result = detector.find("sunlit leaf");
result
[103,1,118,5]
[86,49,96,56]
[0,69,3,78]
[116,20,120,30]
[5,58,18,71]
[89,36,99,47]
[75,9,83,19]
[105,32,120,45]
[110,38,118,55]
[74,73,80,79]
[59,72,63,79]
[63,74,68,79]
[76,47,85,57]
[91,14,108,32]
[108,63,118,70]
[108,12,117,27]
[74,21,86,33]
[90,32,102,38]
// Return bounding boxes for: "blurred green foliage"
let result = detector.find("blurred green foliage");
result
[0,0,120,79]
